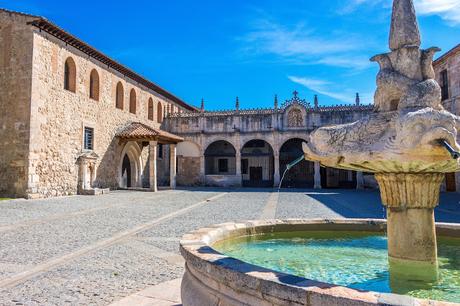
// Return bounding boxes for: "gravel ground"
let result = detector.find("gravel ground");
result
[0,188,458,305]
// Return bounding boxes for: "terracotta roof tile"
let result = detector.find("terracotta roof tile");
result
[116,122,183,143]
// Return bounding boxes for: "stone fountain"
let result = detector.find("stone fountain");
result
[302,0,460,281]
[180,1,460,304]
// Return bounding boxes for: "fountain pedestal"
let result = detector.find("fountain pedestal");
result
[376,173,444,282]
[302,0,460,284]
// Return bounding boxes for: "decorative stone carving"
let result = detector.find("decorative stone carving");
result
[287,108,304,127]
[302,0,460,272]
[77,151,98,194]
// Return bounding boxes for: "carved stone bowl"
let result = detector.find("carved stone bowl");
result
[180,219,460,306]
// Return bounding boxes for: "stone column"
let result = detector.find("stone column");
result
[235,151,242,186]
[273,154,280,187]
[200,155,206,185]
[149,141,158,192]
[314,162,322,189]
[170,144,177,189]
[375,173,444,281]
[356,171,364,190]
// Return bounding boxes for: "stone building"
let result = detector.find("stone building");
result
[166,92,376,189]
[1,8,459,198]
[0,9,195,198]
[434,44,460,192]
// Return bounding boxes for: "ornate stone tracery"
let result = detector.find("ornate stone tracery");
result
[287,108,304,127]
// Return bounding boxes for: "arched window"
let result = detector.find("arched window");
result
[89,69,99,101]
[148,98,154,121]
[64,57,76,92]
[129,89,137,114]
[116,82,124,109]
[157,102,163,123]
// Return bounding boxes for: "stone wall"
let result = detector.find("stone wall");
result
[434,46,460,193]
[15,22,185,198]
[177,156,201,186]
[435,47,460,115]
[0,12,35,197]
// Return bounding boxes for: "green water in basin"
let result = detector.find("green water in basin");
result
[213,231,460,303]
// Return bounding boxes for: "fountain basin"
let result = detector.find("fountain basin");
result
[180,219,460,306]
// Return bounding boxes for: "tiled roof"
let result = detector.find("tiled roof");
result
[116,122,184,143]
[434,44,460,66]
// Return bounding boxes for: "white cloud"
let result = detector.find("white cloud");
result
[288,76,358,104]
[340,0,460,25]
[241,20,361,57]
[315,56,373,70]
[415,0,460,24]
[239,19,372,70]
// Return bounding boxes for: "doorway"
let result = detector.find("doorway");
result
[122,154,132,188]
[249,167,263,187]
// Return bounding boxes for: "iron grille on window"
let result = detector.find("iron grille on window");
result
[440,70,449,101]
[84,127,94,150]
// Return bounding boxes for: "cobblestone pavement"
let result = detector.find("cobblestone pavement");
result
[0,188,458,305]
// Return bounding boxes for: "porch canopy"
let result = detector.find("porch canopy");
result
[116,122,183,191]
[116,122,183,144]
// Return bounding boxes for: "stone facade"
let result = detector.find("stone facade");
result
[434,44,460,192]
[0,10,193,198]
[166,94,375,189]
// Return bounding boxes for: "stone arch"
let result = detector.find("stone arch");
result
[176,141,202,186]
[204,140,236,175]
[279,138,314,188]
[241,139,274,187]
[119,141,143,188]
[116,82,124,109]
[177,141,201,157]
[89,69,99,101]
[157,102,163,123]
[129,89,137,114]
[64,57,76,92]
[148,98,154,121]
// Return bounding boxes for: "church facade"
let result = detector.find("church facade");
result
[166,93,375,190]
[1,8,459,198]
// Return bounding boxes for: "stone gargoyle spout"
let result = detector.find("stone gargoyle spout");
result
[302,0,460,175]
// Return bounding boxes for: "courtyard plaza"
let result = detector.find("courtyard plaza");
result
[0,189,458,305]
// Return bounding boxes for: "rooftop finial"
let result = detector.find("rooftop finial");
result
[314,95,319,109]
[389,0,420,51]
[355,93,360,106]
[293,90,299,98]
[200,98,205,113]
[235,96,240,111]
[274,94,278,109]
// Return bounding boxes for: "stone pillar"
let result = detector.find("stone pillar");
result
[235,151,242,176]
[375,173,444,281]
[149,141,158,192]
[170,144,177,189]
[314,162,322,189]
[200,155,206,185]
[273,154,280,187]
[356,171,364,190]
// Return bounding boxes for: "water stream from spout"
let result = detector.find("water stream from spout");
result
[278,155,305,192]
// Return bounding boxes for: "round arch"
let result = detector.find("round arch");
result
[204,140,236,175]
[89,69,99,101]
[64,57,76,92]
[279,138,314,188]
[241,139,274,187]
[118,141,143,188]
[177,141,201,157]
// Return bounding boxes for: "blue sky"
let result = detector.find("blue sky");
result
[1,0,460,110]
